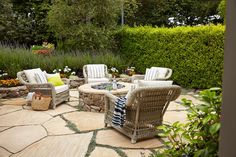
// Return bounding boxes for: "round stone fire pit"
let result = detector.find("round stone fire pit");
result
[78,82,132,112]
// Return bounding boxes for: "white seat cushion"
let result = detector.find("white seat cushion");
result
[55,85,69,94]
[87,78,109,83]
[24,68,43,84]
[87,64,106,78]
[138,80,173,87]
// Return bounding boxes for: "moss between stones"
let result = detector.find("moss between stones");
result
[85,131,97,157]
[60,115,80,133]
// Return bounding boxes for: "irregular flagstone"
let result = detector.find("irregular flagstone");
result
[0,125,47,153]
[90,147,119,157]
[0,105,22,116]
[43,104,77,116]
[70,97,79,102]
[0,110,52,127]
[176,95,202,105]
[163,110,188,124]
[0,147,11,157]
[96,129,163,149]
[66,101,79,107]
[1,98,27,106]
[0,127,10,132]
[69,90,79,98]
[167,101,187,111]
[63,111,104,131]
[123,149,152,157]
[43,116,74,135]
[12,133,93,157]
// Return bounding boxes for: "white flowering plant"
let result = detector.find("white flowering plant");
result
[52,66,76,78]
[0,70,9,79]
[110,67,119,78]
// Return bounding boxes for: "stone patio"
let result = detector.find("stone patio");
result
[0,89,201,157]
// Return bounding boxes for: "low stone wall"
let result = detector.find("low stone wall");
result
[79,91,125,112]
[68,78,85,89]
[0,86,28,98]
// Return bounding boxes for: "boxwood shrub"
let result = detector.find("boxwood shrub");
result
[116,25,225,88]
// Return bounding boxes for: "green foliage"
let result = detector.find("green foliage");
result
[47,0,121,52]
[126,0,222,27]
[155,88,221,157]
[2,0,53,45]
[0,46,126,78]
[218,0,226,23]
[116,25,225,88]
[0,0,15,41]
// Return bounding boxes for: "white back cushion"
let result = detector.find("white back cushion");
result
[87,64,105,78]
[35,71,47,84]
[138,80,173,87]
[152,67,168,79]
[144,68,159,80]
[24,68,43,84]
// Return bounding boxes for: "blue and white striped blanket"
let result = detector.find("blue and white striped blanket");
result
[112,97,127,127]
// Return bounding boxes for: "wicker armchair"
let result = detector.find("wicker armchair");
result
[83,64,110,83]
[131,67,172,83]
[17,71,70,109]
[104,85,181,143]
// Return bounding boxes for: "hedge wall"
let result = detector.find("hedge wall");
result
[117,25,225,88]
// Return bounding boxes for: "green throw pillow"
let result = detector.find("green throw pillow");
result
[47,74,64,86]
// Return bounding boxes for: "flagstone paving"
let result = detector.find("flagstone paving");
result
[96,129,163,149]
[0,147,11,157]
[43,116,75,135]
[0,110,52,127]
[66,101,79,107]
[90,147,120,157]
[12,133,93,157]
[0,89,200,157]
[1,98,27,106]
[43,104,77,116]
[0,127,10,132]
[0,105,22,116]
[63,111,104,131]
[0,125,47,153]
[123,149,152,157]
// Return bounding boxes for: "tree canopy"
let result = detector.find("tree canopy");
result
[0,0,224,49]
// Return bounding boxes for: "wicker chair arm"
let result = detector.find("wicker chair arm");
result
[131,75,145,83]
[17,71,29,84]
[26,83,53,88]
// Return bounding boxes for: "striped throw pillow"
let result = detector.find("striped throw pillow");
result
[144,68,159,81]
[87,64,105,78]
[35,71,48,84]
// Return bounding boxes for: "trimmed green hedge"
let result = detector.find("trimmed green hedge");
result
[117,25,225,88]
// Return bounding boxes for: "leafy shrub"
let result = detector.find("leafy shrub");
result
[154,88,221,157]
[0,46,126,78]
[47,0,120,52]
[116,25,225,88]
